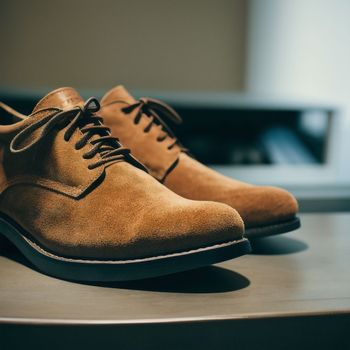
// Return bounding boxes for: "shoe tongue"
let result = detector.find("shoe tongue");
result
[101,85,136,106]
[32,87,84,114]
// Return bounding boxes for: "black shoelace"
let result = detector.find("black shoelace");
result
[10,98,132,169]
[122,97,186,150]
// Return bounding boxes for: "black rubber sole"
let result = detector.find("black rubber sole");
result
[0,216,251,282]
[245,217,301,239]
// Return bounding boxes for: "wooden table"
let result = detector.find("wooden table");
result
[1,213,349,349]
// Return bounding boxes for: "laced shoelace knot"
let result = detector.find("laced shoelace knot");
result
[10,98,131,169]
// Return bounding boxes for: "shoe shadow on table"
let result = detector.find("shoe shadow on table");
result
[91,266,250,294]
[0,238,250,294]
[250,236,308,255]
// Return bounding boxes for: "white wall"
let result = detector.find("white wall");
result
[246,0,350,182]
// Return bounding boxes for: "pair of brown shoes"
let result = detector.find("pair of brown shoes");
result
[0,87,299,281]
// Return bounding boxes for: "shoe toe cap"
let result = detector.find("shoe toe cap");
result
[137,200,245,257]
[182,200,245,242]
[233,186,298,228]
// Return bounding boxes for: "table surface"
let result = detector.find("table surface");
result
[0,213,349,325]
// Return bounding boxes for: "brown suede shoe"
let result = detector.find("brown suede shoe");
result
[0,88,249,281]
[100,85,300,239]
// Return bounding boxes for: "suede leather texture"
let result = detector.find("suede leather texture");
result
[165,153,298,228]
[100,85,298,228]
[0,88,244,260]
[100,86,182,181]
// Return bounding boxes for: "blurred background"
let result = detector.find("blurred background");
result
[1,0,349,211]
